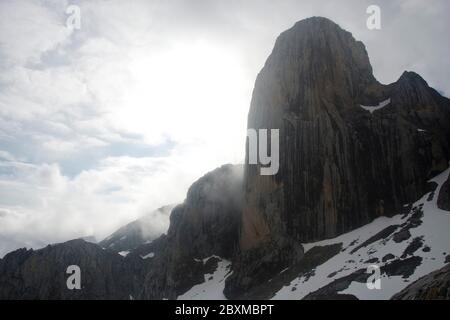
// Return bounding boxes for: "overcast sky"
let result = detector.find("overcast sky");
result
[0,0,449,257]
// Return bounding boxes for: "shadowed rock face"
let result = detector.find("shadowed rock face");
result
[241,17,450,251]
[437,175,450,211]
[226,16,450,298]
[392,264,450,300]
[0,165,243,300]
[139,164,243,299]
[166,164,243,260]
[0,239,144,299]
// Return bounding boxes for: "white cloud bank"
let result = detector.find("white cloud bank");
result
[0,0,449,256]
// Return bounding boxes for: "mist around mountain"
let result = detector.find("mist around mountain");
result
[99,204,176,254]
[0,17,449,300]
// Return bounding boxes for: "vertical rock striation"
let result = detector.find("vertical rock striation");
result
[140,164,243,299]
[226,17,450,297]
[242,16,450,247]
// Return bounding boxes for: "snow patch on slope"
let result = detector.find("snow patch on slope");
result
[177,256,232,300]
[273,167,450,300]
[118,250,129,257]
[141,252,154,259]
[360,98,391,114]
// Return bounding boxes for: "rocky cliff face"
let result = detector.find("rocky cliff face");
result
[0,239,145,299]
[392,264,450,300]
[437,174,450,211]
[226,16,450,297]
[240,16,450,250]
[139,164,243,299]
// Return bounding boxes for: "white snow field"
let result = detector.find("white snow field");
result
[178,256,232,300]
[360,98,391,114]
[273,168,450,299]
[175,168,449,300]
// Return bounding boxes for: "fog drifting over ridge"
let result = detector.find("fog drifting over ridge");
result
[0,0,449,257]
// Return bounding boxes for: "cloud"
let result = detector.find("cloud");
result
[0,0,71,67]
[0,0,449,256]
[0,151,215,256]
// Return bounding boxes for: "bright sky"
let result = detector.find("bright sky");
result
[0,0,449,257]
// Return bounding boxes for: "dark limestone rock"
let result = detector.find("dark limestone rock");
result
[409,208,424,226]
[233,16,450,296]
[365,257,379,264]
[350,225,399,253]
[327,271,338,278]
[303,269,369,299]
[305,293,359,300]
[392,208,424,250]
[241,16,450,252]
[225,243,341,300]
[305,256,423,299]
[437,174,450,211]
[392,264,450,299]
[0,240,142,299]
[224,236,304,299]
[139,164,243,299]
[381,256,423,278]
[382,253,396,262]
[166,164,243,260]
[401,237,424,258]
[393,230,412,243]
[126,233,168,260]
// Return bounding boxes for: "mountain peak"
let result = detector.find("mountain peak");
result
[398,71,427,85]
[253,17,376,124]
[235,17,450,296]
[291,16,346,31]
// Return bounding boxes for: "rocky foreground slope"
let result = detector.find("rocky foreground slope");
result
[0,239,144,299]
[0,17,449,300]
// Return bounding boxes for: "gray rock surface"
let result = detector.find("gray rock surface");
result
[303,256,423,300]
[139,164,243,299]
[0,239,143,299]
[242,16,450,249]
[224,243,341,299]
[391,264,450,299]
[437,175,450,211]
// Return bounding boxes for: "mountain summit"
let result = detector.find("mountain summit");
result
[241,16,449,246]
